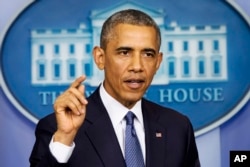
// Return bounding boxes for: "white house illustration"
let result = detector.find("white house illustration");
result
[31,1,228,86]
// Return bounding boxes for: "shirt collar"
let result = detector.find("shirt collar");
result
[99,83,143,126]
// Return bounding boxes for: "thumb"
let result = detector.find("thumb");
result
[78,84,84,94]
[78,84,88,105]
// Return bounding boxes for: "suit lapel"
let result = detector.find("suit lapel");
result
[84,89,167,167]
[142,99,166,167]
[84,89,126,167]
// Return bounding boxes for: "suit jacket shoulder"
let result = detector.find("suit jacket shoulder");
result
[142,98,191,130]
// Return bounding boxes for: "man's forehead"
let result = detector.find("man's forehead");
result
[111,24,157,37]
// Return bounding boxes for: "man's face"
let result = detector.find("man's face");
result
[96,24,162,108]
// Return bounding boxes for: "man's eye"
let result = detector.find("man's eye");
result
[145,52,154,57]
[119,51,129,56]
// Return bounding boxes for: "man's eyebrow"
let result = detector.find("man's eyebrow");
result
[115,47,133,51]
[115,47,156,53]
[143,48,156,54]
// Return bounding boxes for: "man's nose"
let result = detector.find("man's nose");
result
[130,54,143,72]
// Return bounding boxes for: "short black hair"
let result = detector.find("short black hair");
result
[100,9,161,50]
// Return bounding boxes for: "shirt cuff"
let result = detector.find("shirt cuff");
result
[49,137,75,163]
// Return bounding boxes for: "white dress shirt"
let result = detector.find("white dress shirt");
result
[49,83,145,163]
[99,83,146,162]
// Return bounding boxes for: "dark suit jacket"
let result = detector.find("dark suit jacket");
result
[30,87,200,167]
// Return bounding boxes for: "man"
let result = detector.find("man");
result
[30,9,200,167]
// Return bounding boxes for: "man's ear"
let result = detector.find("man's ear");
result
[93,46,105,70]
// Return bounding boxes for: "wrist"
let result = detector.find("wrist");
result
[53,130,77,146]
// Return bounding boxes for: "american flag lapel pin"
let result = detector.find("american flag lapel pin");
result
[155,132,162,138]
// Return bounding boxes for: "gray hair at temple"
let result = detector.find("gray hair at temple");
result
[100,9,161,50]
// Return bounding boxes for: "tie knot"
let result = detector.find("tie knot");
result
[125,111,135,125]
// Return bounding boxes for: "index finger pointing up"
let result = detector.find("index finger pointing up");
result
[70,75,86,88]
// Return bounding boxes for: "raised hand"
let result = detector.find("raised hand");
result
[53,75,88,146]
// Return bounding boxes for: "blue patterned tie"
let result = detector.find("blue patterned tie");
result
[125,111,144,167]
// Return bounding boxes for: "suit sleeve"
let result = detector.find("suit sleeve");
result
[29,115,69,167]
